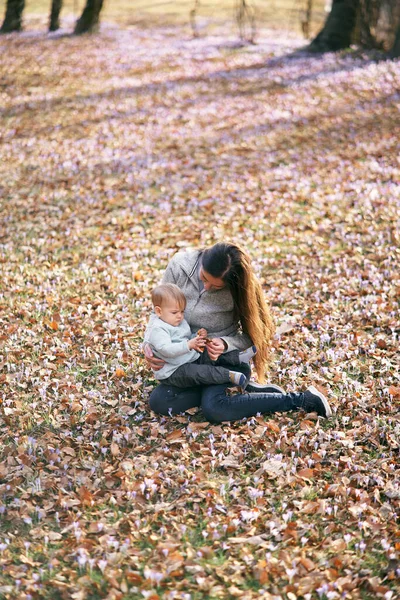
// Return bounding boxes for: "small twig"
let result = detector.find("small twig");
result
[236,0,257,44]
[190,0,200,38]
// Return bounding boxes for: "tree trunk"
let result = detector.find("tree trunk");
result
[74,0,104,34]
[49,0,63,32]
[390,26,400,57]
[308,0,360,52]
[1,0,25,33]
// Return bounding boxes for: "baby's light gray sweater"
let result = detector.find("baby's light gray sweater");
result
[144,316,199,380]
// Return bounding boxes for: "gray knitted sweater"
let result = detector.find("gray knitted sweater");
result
[158,249,252,353]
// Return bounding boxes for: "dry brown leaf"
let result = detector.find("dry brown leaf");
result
[297,468,315,479]
[110,441,120,456]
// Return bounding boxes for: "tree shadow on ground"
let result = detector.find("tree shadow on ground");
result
[1,47,389,120]
[7,93,397,223]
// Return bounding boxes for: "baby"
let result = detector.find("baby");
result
[144,283,256,389]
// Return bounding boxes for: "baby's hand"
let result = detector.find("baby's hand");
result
[188,336,207,352]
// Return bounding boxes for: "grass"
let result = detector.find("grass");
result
[0,0,328,35]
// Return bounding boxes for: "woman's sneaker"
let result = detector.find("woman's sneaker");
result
[302,386,332,418]
[245,382,285,394]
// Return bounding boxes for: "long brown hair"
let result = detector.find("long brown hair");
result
[202,242,275,382]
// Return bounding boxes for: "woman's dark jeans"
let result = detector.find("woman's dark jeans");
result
[149,364,303,423]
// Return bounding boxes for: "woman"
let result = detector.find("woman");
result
[145,242,332,423]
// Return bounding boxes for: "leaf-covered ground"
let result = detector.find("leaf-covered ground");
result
[0,21,399,600]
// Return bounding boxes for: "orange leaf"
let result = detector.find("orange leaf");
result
[388,386,400,398]
[258,569,269,584]
[265,421,280,433]
[115,368,126,378]
[125,572,143,584]
[297,468,314,479]
[79,486,94,506]
[85,410,99,424]
[166,429,184,441]
[167,551,184,566]
[300,419,316,430]
[312,452,323,462]
[44,318,59,331]
[299,556,316,572]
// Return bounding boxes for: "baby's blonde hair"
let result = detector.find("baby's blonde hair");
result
[151,283,187,310]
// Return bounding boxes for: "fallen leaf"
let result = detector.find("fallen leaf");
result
[297,468,315,479]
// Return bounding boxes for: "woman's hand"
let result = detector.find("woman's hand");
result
[143,343,165,371]
[206,338,226,360]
